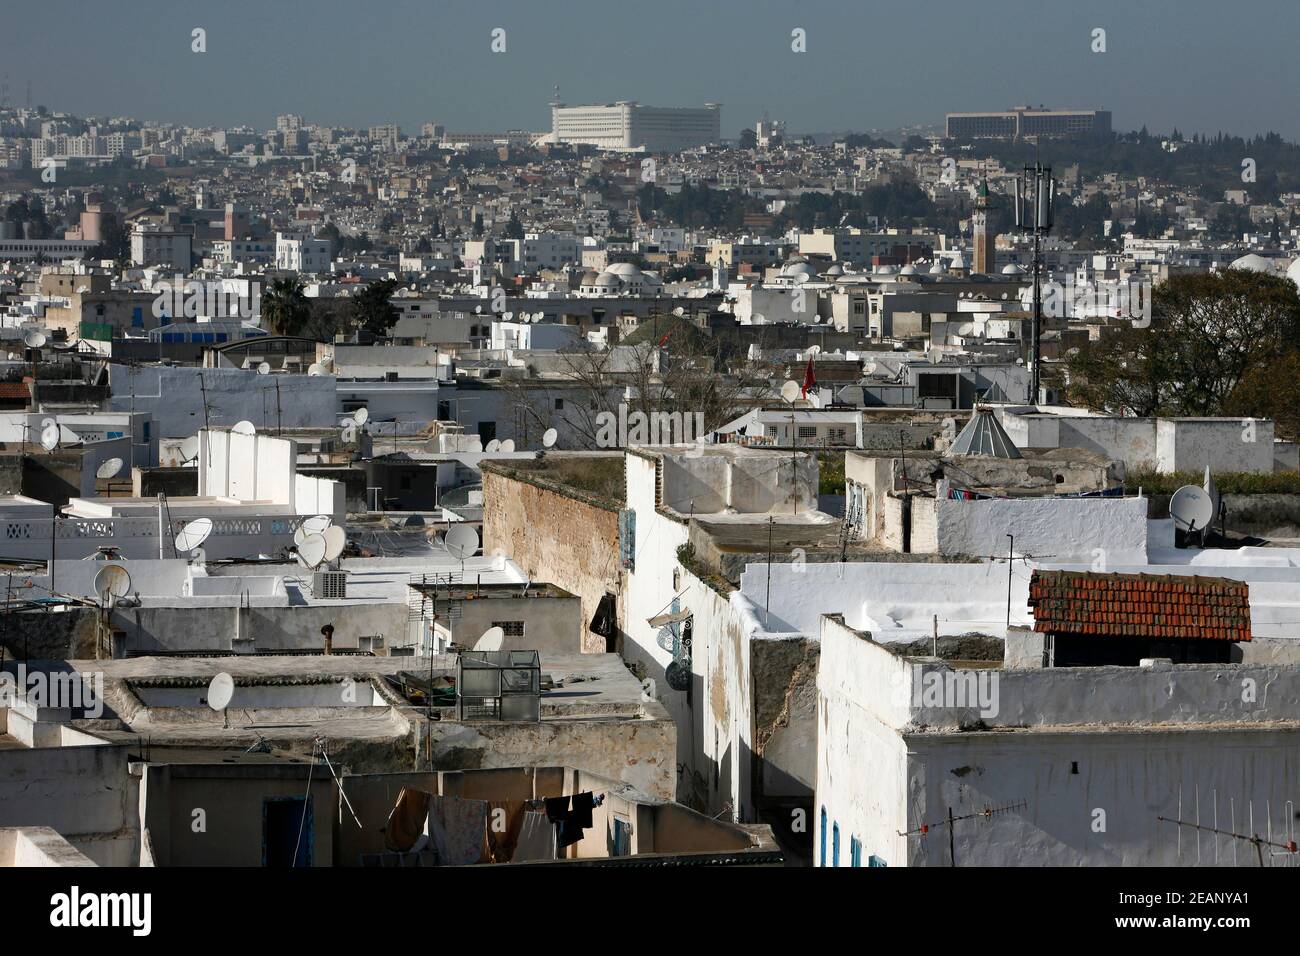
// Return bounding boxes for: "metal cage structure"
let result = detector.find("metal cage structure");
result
[455,649,542,722]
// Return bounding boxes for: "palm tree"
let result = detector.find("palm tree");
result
[260,277,310,337]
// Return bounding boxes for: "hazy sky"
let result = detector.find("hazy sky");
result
[7,0,1300,139]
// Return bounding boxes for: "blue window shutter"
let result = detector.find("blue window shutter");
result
[819,807,827,867]
[869,854,888,868]
[832,824,840,867]
[851,837,861,868]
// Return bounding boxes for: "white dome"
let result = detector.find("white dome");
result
[780,261,817,279]
[1229,253,1274,274]
[873,264,898,276]
[1001,263,1026,275]
[899,264,918,276]
[928,261,946,275]
[605,261,644,277]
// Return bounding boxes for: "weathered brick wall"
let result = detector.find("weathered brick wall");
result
[482,471,623,653]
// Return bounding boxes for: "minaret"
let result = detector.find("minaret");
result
[972,176,995,275]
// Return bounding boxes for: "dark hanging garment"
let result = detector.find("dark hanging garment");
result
[544,796,570,823]
[557,817,584,849]
[571,791,595,829]
[589,593,616,638]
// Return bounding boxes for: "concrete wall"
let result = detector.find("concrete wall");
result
[107,365,339,438]
[0,742,137,866]
[936,496,1148,563]
[481,468,623,654]
[141,762,334,866]
[452,593,583,657]
[1157,418,1274,475]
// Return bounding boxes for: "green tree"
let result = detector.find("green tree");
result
[504,211,525,240]
[261,276,311,337]
[1064,271,1300,417]
[350,278,400,335]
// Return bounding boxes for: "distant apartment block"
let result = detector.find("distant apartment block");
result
[551,101,720,151]
[275,231,331,273]
[130,225,192,271]
[946,107,1112,140]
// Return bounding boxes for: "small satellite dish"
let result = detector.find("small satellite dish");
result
[93,565,132,601]
[39,424,60,451]
[498,438,515,453]
[503,311,514,321]
[256,362,271,375]
[1170,485,1214,533]
[174,517,213,553]
[296,532,328,569]
[231,420,256,436]
[322,525,346,562]
[542,428,558,448]
[808,344,822,355]
[179,435,200,464]
[22,329,46,349]
[307,363,325,376]
[352,407,369,426]
[473,626,505,652]
[474,305,483,314]
[780,380,801,404]
[864,361,878,375]
[206,672,235,712]
[444,524,479,561]
[96,457,124,480]
[485,438,501,452]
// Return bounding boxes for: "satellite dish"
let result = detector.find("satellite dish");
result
[1170,485,1214,533]
[256,362,271,375]
[231,420,256,436]
[656,626,678,653]
[174,517,213,553]
[352,407,369,426]
[96,457,124,480]
[303,514,332,534]
[296,532,328,569]
[473,626,505,652]
[206,672,235,712]
[39,424,60,451]
[22,329,46,349]
[808,344,822,356]
[93,565,132,601]
[498,438,515,453]
[307,362,325,376]
[864,361,878,375]
[179,435,200,464]
[474,305,483,314]
[444,524,479,561]
[503,311,514,321]
[780,380,800,403]
[542,428,558,448]
[485,438,501,452]
[322,525,346,562]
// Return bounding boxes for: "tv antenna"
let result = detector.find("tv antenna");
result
[899,799,1028,866]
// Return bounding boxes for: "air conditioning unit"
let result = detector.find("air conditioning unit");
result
[312,571,347,600]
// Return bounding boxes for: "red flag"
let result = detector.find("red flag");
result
[800,355,816,398]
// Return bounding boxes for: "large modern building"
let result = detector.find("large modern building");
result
[550,101,721,151]
[946,107,1112,140]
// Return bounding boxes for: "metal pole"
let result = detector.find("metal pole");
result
[1006,534,1014,630]
[1031,215,1041,403]
[764,516,774,628]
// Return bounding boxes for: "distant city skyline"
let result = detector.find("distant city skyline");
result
[5,0,1300,140]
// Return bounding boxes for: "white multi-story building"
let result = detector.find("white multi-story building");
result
[275,232,331,274]
[551,102,720,152]
[131,225,192,271]
[521,232,580,271]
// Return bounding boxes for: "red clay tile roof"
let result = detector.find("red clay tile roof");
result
[1028,570,1251,642]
